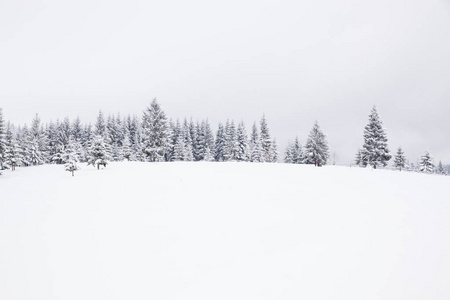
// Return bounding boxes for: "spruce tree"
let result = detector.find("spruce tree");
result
[0,108,6,170]
[249,122,262,162]
[419,151,434,173]
[393,147,406,171]
[141,99,170,162]
[304,121,329,166]
[236,121,249,161]
[214,123,225,162]
[361,107,391,168]
[436,161,445,175]
[87,135,108,169]
[259,115,272,162]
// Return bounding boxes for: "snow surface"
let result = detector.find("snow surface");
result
[1,162,449,300]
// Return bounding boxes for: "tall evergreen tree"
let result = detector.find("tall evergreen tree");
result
[94,110,107,138]
[249,122,262,162]
[0,108,6,170]
[361,107,391,168]
[304,121,329,166]
[236,121,249,161]
[141,99,170,162]
[393,147,406,171]
[87,135,109,169]
[215,123,225,162]
[259,115,272,162]
[436,161,446,175]
[419,151,434,173]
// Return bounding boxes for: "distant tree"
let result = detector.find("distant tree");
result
[271,138,278,163]
[259,115,272,162]
[360,107,391,168]
[236,121,249,161]
[5,137,23,171]
[436,160,446,175]
[87,135,108,169]
[182,119,194,161]
[249,122,262,162]
[393,147,407,171]
[64,139,80,176]
[355,149,363,167]
[215,123,225,162]
[285,137,304,164]
[304,121,329,166]
[224,120,237,161]
[419,151,434,173]
[94,110,107,138]
[0,108,6,170]
[141,99,170,162]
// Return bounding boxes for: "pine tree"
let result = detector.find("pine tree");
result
[259,115,272,162]
[141,99,170,162]
[361,107,391,168]
[215,123,225,162]
[249,122,262,162]
[64,139,80,176]
[236,121,249,161]
[419,151,434,173]
[182,119,194,161]
[29,114,46,165]
[0,108,6,170]
[393,147,406,171]
[271,138,278,163]
[224,120,237,161]
[355,149,363,167]
[4,137,23,171]
[436,161,446,175]
[94,110,107,138]
[87,135,109,169]
[304,121,329,166]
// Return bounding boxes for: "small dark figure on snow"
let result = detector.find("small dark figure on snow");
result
[314,161,317,166]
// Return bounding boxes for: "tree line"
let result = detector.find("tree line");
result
[0,102,446,176]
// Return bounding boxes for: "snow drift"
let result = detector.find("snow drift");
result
[1,162,449,299]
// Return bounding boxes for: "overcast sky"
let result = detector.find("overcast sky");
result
[1,0,449,164]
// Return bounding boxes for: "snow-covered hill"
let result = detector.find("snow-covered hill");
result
[1,162,449,300]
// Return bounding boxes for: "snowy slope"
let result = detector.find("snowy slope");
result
[1,162,449,300]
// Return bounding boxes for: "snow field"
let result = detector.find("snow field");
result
[1,162,449,299]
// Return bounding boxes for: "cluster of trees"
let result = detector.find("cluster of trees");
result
[0,100,280,176]
[354,107,447,175]
[284,121,330,166]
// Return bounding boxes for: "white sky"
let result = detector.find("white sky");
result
[1,0,450,164]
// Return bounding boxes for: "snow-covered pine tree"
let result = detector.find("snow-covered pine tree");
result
[291,137,303,164]
[271,138,278,163]
[0,108,6,170]
[355,149,363,167]
[284,141,294,163]
[87,135,108,169]
[393,147,406,171]
[141,99,170,162]
[215,123,225,162]
[194,121,206,161]
[204,146,214,162]
[361,107,391,168]
[224,120,237,161]
[64,138,80,176]
[29,114,46,165]
[249,122,262,162]
[236,121,249,161]
[94,110,107,138]
[419,151,434,173]
[4,136,23,171]
[204,119,215,153]
[304,121,329,166]
[436,161,446,175]
[182,119,194,161]
[121,127,132,161]
[72,116,83,143]
[259,115,272,162]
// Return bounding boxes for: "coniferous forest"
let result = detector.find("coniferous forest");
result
[0,100,447,176]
